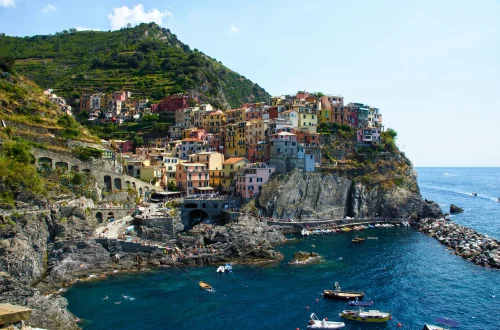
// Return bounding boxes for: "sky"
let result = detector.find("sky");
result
[1,0,499,167]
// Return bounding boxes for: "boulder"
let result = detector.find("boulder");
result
[450,204,464,214]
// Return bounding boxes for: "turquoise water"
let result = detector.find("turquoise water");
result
[65,168,500,329]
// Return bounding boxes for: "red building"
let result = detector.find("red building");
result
[155,93,199,112]
[268,106,279,119]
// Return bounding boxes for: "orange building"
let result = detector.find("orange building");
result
[176,163,211,196]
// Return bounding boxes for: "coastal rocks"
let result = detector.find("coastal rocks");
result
[0,274,78,329]
[420,199,444,219]
[419,218,500,269]
[289,251,320,264]
[450,204,464,214]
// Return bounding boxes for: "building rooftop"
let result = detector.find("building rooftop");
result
[222,157,247,165]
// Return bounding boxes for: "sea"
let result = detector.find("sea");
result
[64,167,500,330]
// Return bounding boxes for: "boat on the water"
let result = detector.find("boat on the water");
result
[339,309,390,323]
[352,237,366,243]
[347,300,373,307]
[472,192,477,196]
[324,282,364,300]
[302,228,310,236]
[224,263,233,273]
[367,237,378,240]
[423,325,447,330]
[216,266,225,273]
[306,313,345,329]
[199,281,214,292]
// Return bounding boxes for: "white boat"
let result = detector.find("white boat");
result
[301,228,310,236]
[307,313,345,329]
[216,266,225,273]
[401,221,410,227]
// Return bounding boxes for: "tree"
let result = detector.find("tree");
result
[0,55,15,73]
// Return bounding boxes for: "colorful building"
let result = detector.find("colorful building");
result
[220,157,250,192]
[176,163,211,196]
[188,151,224,171]
[235,163,276,199]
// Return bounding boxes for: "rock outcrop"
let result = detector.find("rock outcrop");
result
[419,218,500,269]
[257,168,443,221]
[289,251,320,264]
[450,204,464,214]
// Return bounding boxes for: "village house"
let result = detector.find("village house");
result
[188,151,224,171]
[176,163,211,196]
[219,157,250,192]
[234,163,276,199]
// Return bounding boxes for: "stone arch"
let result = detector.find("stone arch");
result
[55,161,69,171]
[96,212,103,223]
[132,182,136,189]
[114,178,122,190]
[104,175,112,192]
[187,209,210,227]
[82,169,91,173]
[71,165,80,172]
[202,203,206,208]
[125,181,131,187]
[38,157,52,169]
[107,212,115,221]
[139,187,143,196]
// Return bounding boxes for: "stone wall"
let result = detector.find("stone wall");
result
[180,197,241,229]
[94,238,163,253]
[270,156,305,173]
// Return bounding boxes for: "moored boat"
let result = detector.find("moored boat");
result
[301,228,310,236]
[224,263,233,273]
[216,266,225,273]
[307,313,345,329]
[423,325,447,330]
[324,282,364,300]
[199,281,214,292]
[339,309,390,323]
[352,237,366,243]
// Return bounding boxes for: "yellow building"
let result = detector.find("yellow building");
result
[209,167,223,191]
[188,151,224,171]
[318,108,332,125]
[140,165,164,187]
[202,110,226,134]
[220,157,250,192]
[298,109,318,134]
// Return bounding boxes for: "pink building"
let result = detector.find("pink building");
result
[113,91,127,102]
[111,139,133,153]
[235,163,276,199]
[357,127,382,144]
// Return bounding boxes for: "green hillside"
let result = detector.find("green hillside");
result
[0,23,269,109]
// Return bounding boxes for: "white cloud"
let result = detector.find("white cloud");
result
[230,26,240,33]
[0,0,15,8]
[42,4,56,13]
[75,27,102,31]
[108,4,172,31]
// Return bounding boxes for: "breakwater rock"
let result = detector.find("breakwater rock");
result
[289,251,320,264]
[419,218,500,269]
[450,204,464,214]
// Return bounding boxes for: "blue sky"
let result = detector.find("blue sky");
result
[1,0,499,167]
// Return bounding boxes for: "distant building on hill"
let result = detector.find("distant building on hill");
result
[155,93,199,112]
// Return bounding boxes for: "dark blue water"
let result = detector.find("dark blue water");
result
[65,168,500,330]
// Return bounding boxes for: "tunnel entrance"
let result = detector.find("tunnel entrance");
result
[187,209,210,228]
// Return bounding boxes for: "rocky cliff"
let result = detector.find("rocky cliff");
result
[257,161,442,221]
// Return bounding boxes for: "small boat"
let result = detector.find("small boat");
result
[307,313,345,329]
[301,228,310,236]
[423,325,447,330]
[401,221,410,227]
[224,263,233,273]
[352,237,366,243]
[339,309,390,323]
[367,237,378,240]
[348,300,373,307]
[216,266,225,273]
[199,281,214,292]
[324,282,364,300]
[472,192,477,196]
[368,224,376,228]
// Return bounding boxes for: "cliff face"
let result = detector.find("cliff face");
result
[257,170,352,220]
[257,164,442,221]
